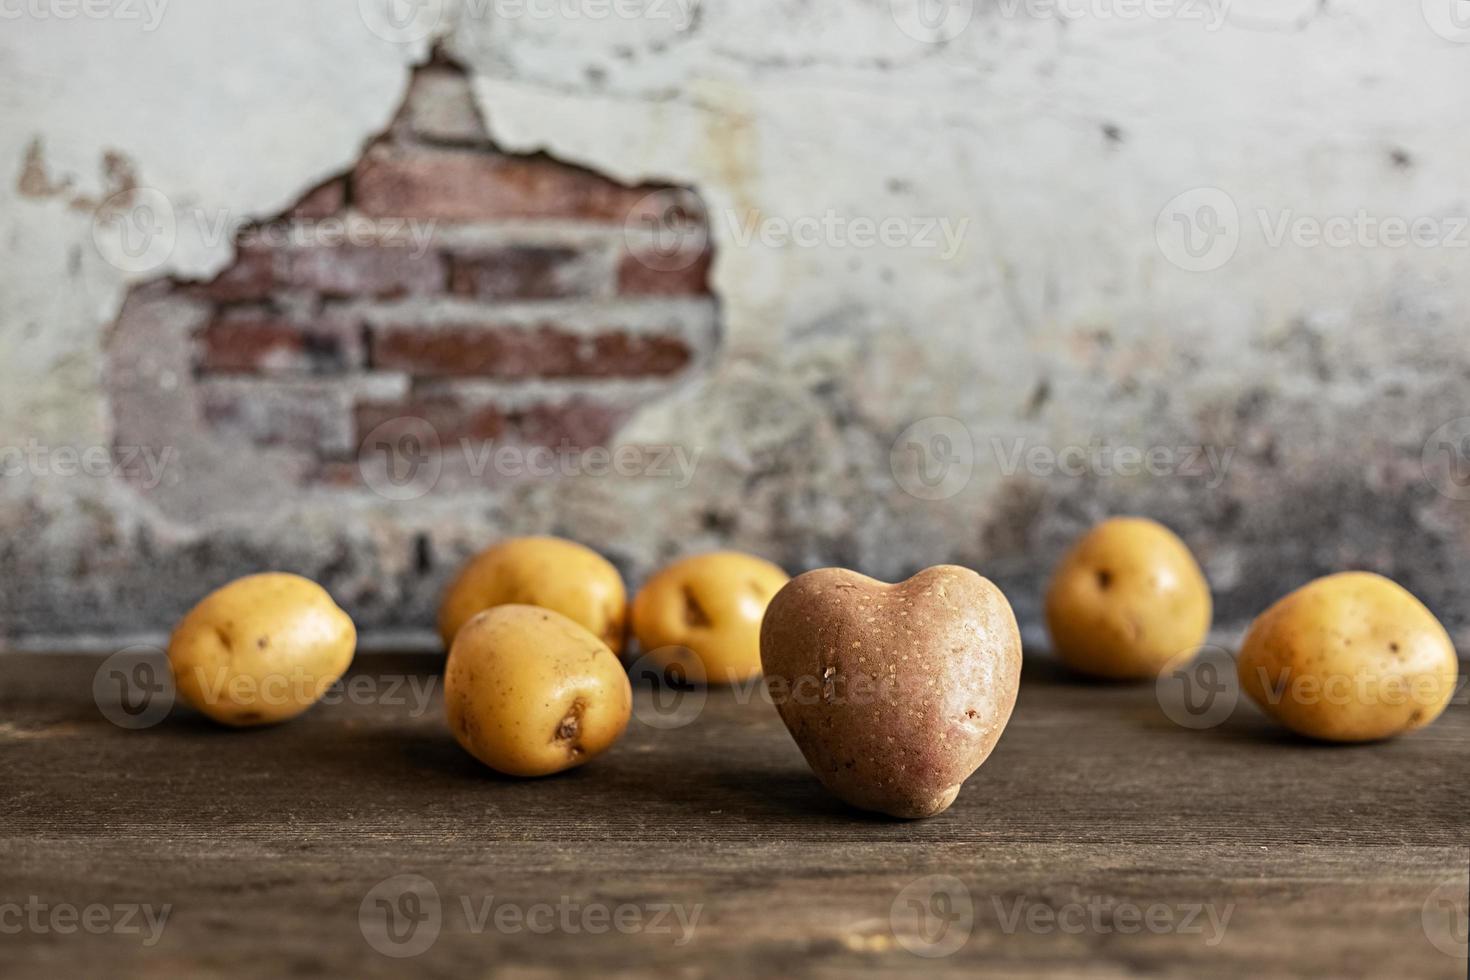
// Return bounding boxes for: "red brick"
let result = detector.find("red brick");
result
[618,244,713,296]
[195,309,364,374]
[193,240,444,304]
[353,393,627,453]
[510,398,628,448]
[352,144,659,224]
[288,178,347,219]
[370,323,692,379]
[447,245,604,301]
[355,396,507,446]
[196,244,278,302]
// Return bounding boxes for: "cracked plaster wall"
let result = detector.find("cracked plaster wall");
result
[2,0,1468,648]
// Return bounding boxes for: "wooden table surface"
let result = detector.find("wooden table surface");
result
[0,651,1465,979]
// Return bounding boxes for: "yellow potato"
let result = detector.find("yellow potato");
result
[1045,517,1212,680]
[168,573,356,727]
[1237,572,1459,742]
[631,551,789,685]
[444,605,632,777]
[438,537,626,652]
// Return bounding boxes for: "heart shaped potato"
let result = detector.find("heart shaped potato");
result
[760,565,1022,819]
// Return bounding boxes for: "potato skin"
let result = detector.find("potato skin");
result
[445,605,633,777]
[438,537,626,653]
[1237,572,1459,742]
[760,565,1022,819]
[168,573,356,727]
[1045,517,1212,680]
[631,552,789,685]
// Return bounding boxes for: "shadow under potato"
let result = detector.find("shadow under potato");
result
[1018,651,1147,688]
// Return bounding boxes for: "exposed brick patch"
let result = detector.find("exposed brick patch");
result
[447,245,604,301]
[370,323,693,379]
[353,144,661,224]
[354,390,629,456]
[513,397,630,447]
[288,178,347,219]
[105,59,718,502]
[197,244,277,302]
[195,242,444,303]
[618,245,714,296]
[356,395,507,445]
[196,308,365,375]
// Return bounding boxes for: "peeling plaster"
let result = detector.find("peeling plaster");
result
[2,1,1469,645]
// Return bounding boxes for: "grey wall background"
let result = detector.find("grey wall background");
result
[2,0,1468,650]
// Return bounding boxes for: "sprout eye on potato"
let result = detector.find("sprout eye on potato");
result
[438,536,627,653]
[631,551,789,686]
[1236,572,1459,742]
[1045,517,1212,680]
[168,573,357,727]
[444,605,633,777]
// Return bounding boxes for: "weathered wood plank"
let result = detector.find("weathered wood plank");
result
[0,653,1465,978]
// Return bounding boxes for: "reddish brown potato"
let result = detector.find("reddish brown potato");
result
[760,565,1022,819]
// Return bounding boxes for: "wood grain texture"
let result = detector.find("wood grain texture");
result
[0,652,1465,979]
